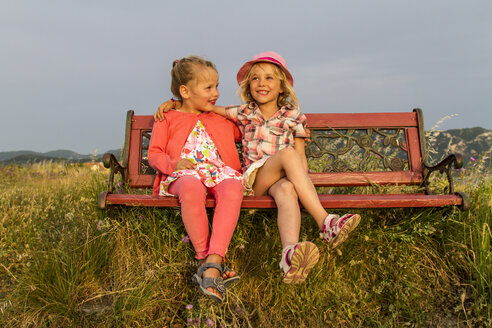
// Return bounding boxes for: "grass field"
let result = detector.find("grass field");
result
[0,157,490,327]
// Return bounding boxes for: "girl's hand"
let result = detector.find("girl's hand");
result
[154,99,182,121]
[176,158,195,170]
[305,128,311,145]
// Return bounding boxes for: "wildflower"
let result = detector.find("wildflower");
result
[97,220,103,231]
[182,235,190,243]
[185,304,193,310]
[239,244,245,250]
[187,318,193,325]
[470,156,476,161]
[138,215,143,220]
[194,318,201,325]
[234,306,243,314]
[205,318,214,327]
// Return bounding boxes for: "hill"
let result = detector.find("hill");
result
[426,127,492,165]
[0,149,121,165]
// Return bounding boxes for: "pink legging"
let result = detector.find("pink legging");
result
[168,176,243,260]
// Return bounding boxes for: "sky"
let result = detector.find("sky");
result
[1,0,491,154]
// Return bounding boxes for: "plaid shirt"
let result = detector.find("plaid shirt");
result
[225,103,308,171]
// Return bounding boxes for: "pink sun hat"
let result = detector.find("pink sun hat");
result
[236,51,294,86]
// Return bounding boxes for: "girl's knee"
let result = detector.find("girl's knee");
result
[270,179,297,198]
[172,177,206,204]
[277,147,301,164]
[279,147,298,158]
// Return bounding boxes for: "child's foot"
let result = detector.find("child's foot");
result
[320,213,361,249]
[192,263,226,303]
[221,264,240,287]
[279,241,319,284]
[197,260,239,287]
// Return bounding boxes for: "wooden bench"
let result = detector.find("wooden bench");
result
[98,109,470,210]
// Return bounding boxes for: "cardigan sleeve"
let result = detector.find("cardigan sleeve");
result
[232,122,242,142]
[147,117,181,175]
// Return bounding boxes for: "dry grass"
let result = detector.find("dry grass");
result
[0,160,490,327]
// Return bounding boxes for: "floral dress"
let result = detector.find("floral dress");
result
[159,120,243,196]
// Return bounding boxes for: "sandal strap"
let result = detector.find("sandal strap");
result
[197,262,223,278]
[201,276,226,295]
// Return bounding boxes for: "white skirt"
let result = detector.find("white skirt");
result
[242,156,270,195]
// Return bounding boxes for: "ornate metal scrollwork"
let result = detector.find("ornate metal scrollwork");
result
[306,128,410,173]
[140,128,411,174]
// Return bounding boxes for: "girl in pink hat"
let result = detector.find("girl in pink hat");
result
[156,51,361,284]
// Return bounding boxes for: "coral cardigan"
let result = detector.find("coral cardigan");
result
[148,110,242,195]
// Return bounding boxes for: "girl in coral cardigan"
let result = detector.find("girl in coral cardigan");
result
[148,56,243,303]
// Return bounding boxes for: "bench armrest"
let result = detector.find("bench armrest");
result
[421,153,463,195]
[102,152,127,193]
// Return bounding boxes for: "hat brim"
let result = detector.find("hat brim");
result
[236,58,294,86]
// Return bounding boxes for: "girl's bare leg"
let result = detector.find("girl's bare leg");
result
[253,148,328,229]
[268,178,301,248]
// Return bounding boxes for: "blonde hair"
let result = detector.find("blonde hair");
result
[238,62,299,109]
[170,56,217,100]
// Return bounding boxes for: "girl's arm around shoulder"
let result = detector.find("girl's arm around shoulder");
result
[153,100,229,121]
[294,137,309,172]
[210,106,227,117]
[155,99,180,121]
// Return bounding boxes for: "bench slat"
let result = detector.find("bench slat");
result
[128,171,424,189]
[306,112,418,128]
[105,193,463,209]
[309,171,423,186]
[129,112,419,129]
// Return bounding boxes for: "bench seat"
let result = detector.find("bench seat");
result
[100,192,466,209]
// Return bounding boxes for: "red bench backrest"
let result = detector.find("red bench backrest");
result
[121,110,425,189]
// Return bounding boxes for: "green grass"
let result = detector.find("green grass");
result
[0,161,490,327]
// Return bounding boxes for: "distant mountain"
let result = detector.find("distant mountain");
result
[426,127,492,166]
[0,149,121,165]
[43,150,89,160]
[0,150,43,162]
[0,154,68,165]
